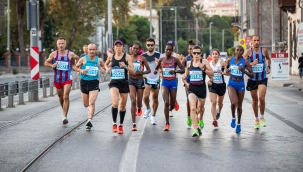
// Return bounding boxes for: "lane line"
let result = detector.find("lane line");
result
[119,117,148,172]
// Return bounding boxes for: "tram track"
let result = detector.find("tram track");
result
[20,103,112,172]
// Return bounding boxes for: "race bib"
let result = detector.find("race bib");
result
[133,62,141,71]
[146,78,158,85]
[213,72,223,84]
[85,66,98,76]
[252,63,264,73]
[56,61,69,71]
[162,67,175,77]
[230,65,242,76]
[190,70,203,82]
[111,67,125,79]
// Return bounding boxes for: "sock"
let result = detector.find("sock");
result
[199,117,203,120]
[256,117,259,121]
[112,107,118,123]
[62,115,67,119]
[193,125,198,129]
[88,118,92,121]
[137,108,141,113]
[260,114,264,118]
[152,114,155,117]
[133,123,136,126]
[120,110,126,124]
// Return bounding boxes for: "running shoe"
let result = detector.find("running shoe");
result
[136,109,142,117]
[192,129,199,137]
[254,120,260,129]
[212,120,218,127]
[174,100,179,111]
[143,108,151,118]
[150,116,157,125]
[169,110,173,117]
[216,112,221,120]
[164,124,170,131]
[198,120,204,130]
[112,124,117,132]
[62,116,68,124]
[118,125,124,134]
[236,124,241,133]
[197,128,202,136]
[187,116,192,127]
[231,118,236,128]
[86,121,92,130]
[132,124,137,131]
[260,118,267,127]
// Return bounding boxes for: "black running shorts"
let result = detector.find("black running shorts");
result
[208,83,226,96]
[80,80,100,94]
[109,81,129,93]
[129,78,145,89]
[246,78,268,91]
[188,84,207,99]
[144,78,160,90]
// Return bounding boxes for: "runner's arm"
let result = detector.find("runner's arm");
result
[142,57,151,74]
[243,59,254,78]
[73,57,85,74]
[264,48,271,68]
[104,55,112,71]
[125,54,134,73]
[175,58,185,74]
[202,59,214,78]
[182,64,190,85]
[99,58,106,74]
[44,51,56,68]
[154,58,163,71]
[70,52,80,64]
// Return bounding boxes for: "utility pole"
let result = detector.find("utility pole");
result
[271,0,275,52]
[108,0,113,50]
[150,0,152,38]
[160,8,162,52]
[174,7,177,52]
[240,0,243,38]
[7,0,10,51]
[195,18,198,45]
[222,29,224,52]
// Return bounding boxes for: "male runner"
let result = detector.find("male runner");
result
[243,35,271,129]
[142,38,161,125]
[44,37,79,124]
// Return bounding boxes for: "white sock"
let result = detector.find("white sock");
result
[62,115,67,119]
[88,119,92,121]
[133,123,136,125]
[256,117,259,121]
[260,114,264,118]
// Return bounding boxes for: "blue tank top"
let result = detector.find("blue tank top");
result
[248,47,267,81]
[229,57,245,78]
[80,55,99,81]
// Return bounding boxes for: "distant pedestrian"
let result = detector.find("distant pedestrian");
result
[299,53,303,79]
[80,45,88,58]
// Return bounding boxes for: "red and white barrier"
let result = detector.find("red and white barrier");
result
[30,46,39,80]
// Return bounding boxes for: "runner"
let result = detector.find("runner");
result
[44,37,79,124]
[165,40,182,117]
[208,48,228,127]
[142,38,162,125]
[129,43,151,131]
[226,46,253,133]
[74,43,106,130]
[80,45,88,58]
[154,43,184,131]
[129,44,133,55]
[104,40,134,134]
[243,35,271,129]
[181,40,195,127]
[182,45,213,136]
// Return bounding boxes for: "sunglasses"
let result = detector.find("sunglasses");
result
[147,44,154,47]
[193,52,201,55]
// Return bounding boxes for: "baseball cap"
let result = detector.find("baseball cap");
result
[166,40,175,46]
[114,40,124,46]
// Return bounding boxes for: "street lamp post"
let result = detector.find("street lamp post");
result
[209,22,213,53]
[160,8,162,52]
[150,0,152,38]
[7,0,10,51]
[174,7,177,53]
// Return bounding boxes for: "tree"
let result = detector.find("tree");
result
[192,4,207,29]
[48,0,107,50]
[16,0,25,58]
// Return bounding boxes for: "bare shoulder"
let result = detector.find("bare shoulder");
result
[202,59,209,64]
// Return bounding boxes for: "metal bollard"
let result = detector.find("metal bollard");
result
[0,99,2,110]
[19,92,24,105]
[72,80,76,90]
[33,80,39,101]
[18,81,27,105]
[7,82,16,108]
[49,79,54,96]
[76,77,80,89]
[42,78,47,98]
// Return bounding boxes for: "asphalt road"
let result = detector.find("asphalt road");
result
[0,76,302,172]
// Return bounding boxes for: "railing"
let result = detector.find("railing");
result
[0,73,111,110]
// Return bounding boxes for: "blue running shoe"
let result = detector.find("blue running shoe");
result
[231,118,236,128]
[236,124,241,133]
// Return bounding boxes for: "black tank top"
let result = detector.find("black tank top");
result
[111,53,128,82]
[189,60,206,86]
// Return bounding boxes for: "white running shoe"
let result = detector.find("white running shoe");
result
[150,116,157,125]
[143,109,151,118]
[169,110,173,117]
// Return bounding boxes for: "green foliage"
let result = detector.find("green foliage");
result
[13,68,19,75]
[177,37,189,55]
[227,47,235,56]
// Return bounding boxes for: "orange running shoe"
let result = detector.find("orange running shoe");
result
[174,100,179,111]
[164,124,170,131]
[112,124,117,132]
[136,109,142,116]
[118,125,124,134]
[132,124,137,131]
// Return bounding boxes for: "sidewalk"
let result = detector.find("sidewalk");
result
[267,74,303,90]
[0,72,54,79]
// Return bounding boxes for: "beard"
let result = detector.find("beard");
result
[148,49,154,52]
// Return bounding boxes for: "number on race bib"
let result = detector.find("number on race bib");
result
[190,70,203,82]
[86,66,98,76]
[56,61,69,71]
[111,68,125,79]
[252,64,264,73]
[162,67,174,77]
[230,65,242,76]
[213,72,223,84]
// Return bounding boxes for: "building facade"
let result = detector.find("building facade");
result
[204,3,237,17]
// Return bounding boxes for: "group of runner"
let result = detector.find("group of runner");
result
[44,35,271,137]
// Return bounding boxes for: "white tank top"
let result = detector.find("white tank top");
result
[210,59,224,84]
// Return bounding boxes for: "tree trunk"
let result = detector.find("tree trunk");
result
[67,25,76,50]
[39,0,45,49]
[16,0,25,61]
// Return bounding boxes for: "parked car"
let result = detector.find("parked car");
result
[220,52,228,61]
